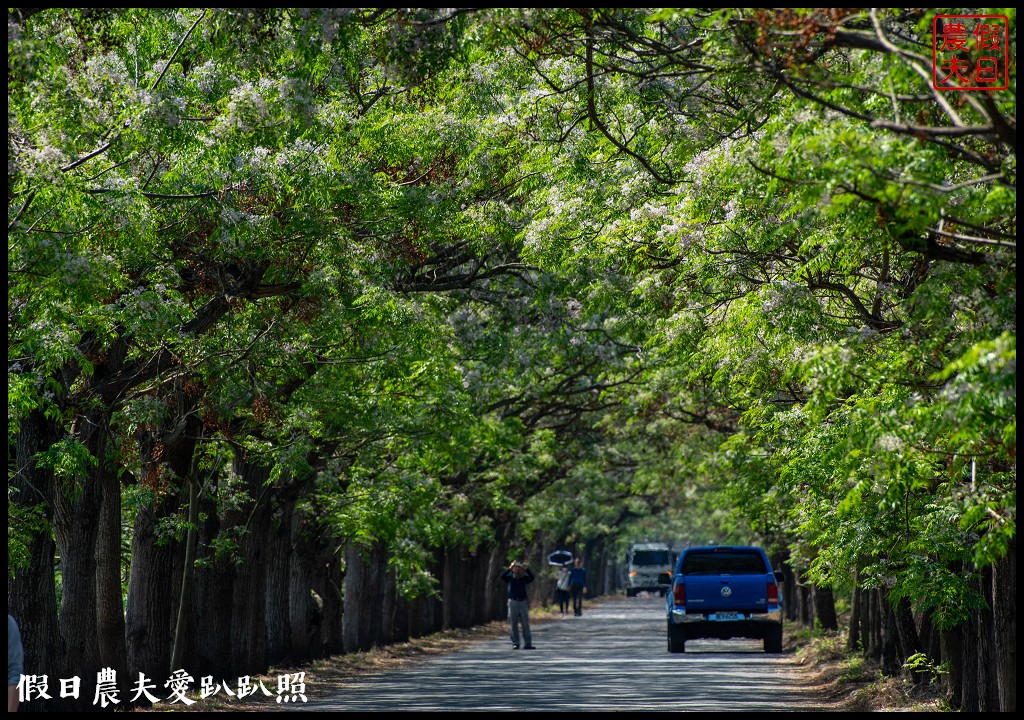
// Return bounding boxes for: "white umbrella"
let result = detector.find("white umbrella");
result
[547,550,573,566]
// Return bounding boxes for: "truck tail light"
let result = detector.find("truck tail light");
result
[767,581,779,605]
[673,582,685,605]
[630,570,637,577]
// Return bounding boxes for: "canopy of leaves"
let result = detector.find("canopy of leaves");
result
[8,8,1015,625]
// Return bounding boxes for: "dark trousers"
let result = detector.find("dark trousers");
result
[570,584,584,615]
[555,589,569,613]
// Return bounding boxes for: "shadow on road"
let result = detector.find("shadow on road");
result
[295,595,827,712]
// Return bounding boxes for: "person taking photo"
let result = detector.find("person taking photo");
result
[500,561,536,649]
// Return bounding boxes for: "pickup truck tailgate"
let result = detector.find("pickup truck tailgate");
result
[683,576,769,612]
[666,545,784,653]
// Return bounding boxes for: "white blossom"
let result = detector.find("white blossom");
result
[877,434,904,452]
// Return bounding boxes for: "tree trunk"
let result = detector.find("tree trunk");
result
[484,541,505,622]
[9,409,66,711]
[941,624,964,710]
[782,561,798,622]
[959,616,980,712]
[442,545,458,630]
[485,524,512,622]
[314,536,344,656]
[227,452,273,676]
[52,446,103,707]
[879,589,901,676]
[465,545,480,625]
[95,439,127,684]
[869,588,885,661]
[126,500,177,690]
[68,407,128,686]
[811,585,838,630]
[602,550,613,597]
[893,598,924,683]
[127,386,200,684]
[169,477,199,675]
[797,578,812,627]
[264,494,293,667]
[288,503,318,663]
[861,587,876,660]
[366,544,385,651]
[847,580,863,652]
[991,543,1016,711]
[392,590,410,644]
[977,566,1000,712]
[381,559,398,645]
[443,545,474,630]
[371,543,387,648]
[343,541,376,652]
[430,551,445,633]
[592,539,609,599]
[919,609,941,667]
[406,594,423,640]
[189,483,233,678]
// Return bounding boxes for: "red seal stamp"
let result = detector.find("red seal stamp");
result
[932,14,1009,90]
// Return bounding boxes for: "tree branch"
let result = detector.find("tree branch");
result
[151,9,206,92]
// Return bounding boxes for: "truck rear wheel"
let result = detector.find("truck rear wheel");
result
[667,622,686,653]
[763,624,783,654]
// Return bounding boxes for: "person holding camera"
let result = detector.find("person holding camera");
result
[500,561,536,649]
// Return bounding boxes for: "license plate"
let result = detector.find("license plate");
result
[714,612,740,620]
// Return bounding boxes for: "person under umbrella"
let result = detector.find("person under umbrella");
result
[554,562,572,615]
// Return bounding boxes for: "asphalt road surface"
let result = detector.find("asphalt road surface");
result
[295,594,828,712]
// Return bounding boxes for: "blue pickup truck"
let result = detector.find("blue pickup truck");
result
[661,545,784,653]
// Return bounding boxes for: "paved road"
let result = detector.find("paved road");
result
[295,595,826,712]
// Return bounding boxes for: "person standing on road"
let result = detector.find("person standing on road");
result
[554,563,572,615]
[569,557,587,616]
[500,561,536,649]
